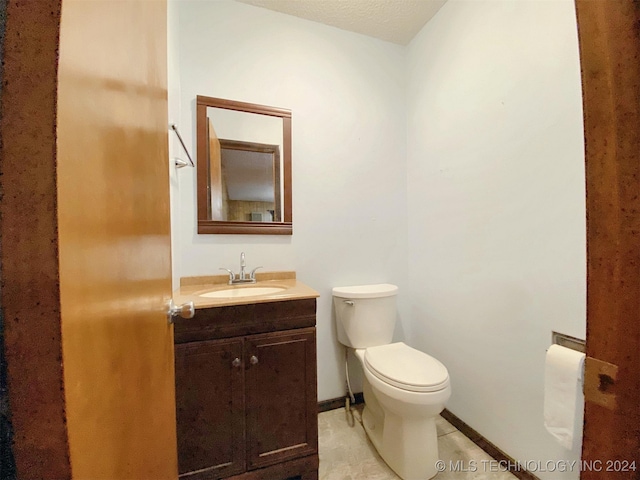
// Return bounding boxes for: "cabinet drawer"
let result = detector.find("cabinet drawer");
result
[174,299,316,344]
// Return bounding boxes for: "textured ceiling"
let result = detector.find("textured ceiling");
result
[235,0,447,45]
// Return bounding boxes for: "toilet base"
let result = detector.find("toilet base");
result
[360,382,440,480]
[351,347,450,480]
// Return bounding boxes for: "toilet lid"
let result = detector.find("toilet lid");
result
[364,342,449,393]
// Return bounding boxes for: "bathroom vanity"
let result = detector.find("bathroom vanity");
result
[173,275,319,480]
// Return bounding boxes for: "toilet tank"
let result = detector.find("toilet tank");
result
[332,284,398,349]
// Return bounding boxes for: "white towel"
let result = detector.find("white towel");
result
[544,344,585,450]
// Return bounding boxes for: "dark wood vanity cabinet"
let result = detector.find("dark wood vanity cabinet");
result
[174,299,318,480]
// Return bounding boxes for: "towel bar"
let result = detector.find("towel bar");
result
[170,124,194,168]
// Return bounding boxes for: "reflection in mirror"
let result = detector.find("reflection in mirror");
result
[197,96,292,234]
[217,140,281,222]
[206,106,282,222]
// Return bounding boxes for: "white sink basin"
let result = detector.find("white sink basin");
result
[198,286,287,299]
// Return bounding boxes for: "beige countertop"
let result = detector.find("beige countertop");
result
[173,271,319,309]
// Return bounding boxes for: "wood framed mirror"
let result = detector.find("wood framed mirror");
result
[196,95,292,234]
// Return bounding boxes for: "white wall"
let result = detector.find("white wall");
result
[167,0,182,290]
[174,0,409,401]
[406,1,586,478]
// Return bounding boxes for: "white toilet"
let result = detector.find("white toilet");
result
[333,284,451,480]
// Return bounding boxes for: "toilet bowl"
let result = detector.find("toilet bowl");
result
[332,284,451,480]
[355,344,451,480]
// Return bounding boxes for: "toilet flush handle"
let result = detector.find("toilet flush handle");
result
[344,300,354,306]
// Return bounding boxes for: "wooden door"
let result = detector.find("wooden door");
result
[0,2,71,477]
[245,328,318,470]
[175,339,245,478]
[575,2,640,477]
[56,0,177,478]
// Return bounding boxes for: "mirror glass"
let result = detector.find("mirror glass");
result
[196,96,292,235]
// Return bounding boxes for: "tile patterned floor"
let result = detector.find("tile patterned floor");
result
[318,406,518,480]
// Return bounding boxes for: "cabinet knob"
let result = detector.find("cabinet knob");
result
[250,355,259,365]
[232,357,241,368]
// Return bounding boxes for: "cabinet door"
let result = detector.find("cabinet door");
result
[244,328,318,470]
[175,339,245,479]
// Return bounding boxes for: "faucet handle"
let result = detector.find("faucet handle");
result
[249,266,263,280]
[219,268,235,284]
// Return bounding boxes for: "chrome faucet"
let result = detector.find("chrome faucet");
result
[220,252,262,285]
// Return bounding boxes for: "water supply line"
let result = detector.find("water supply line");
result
[345,347,356,410]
